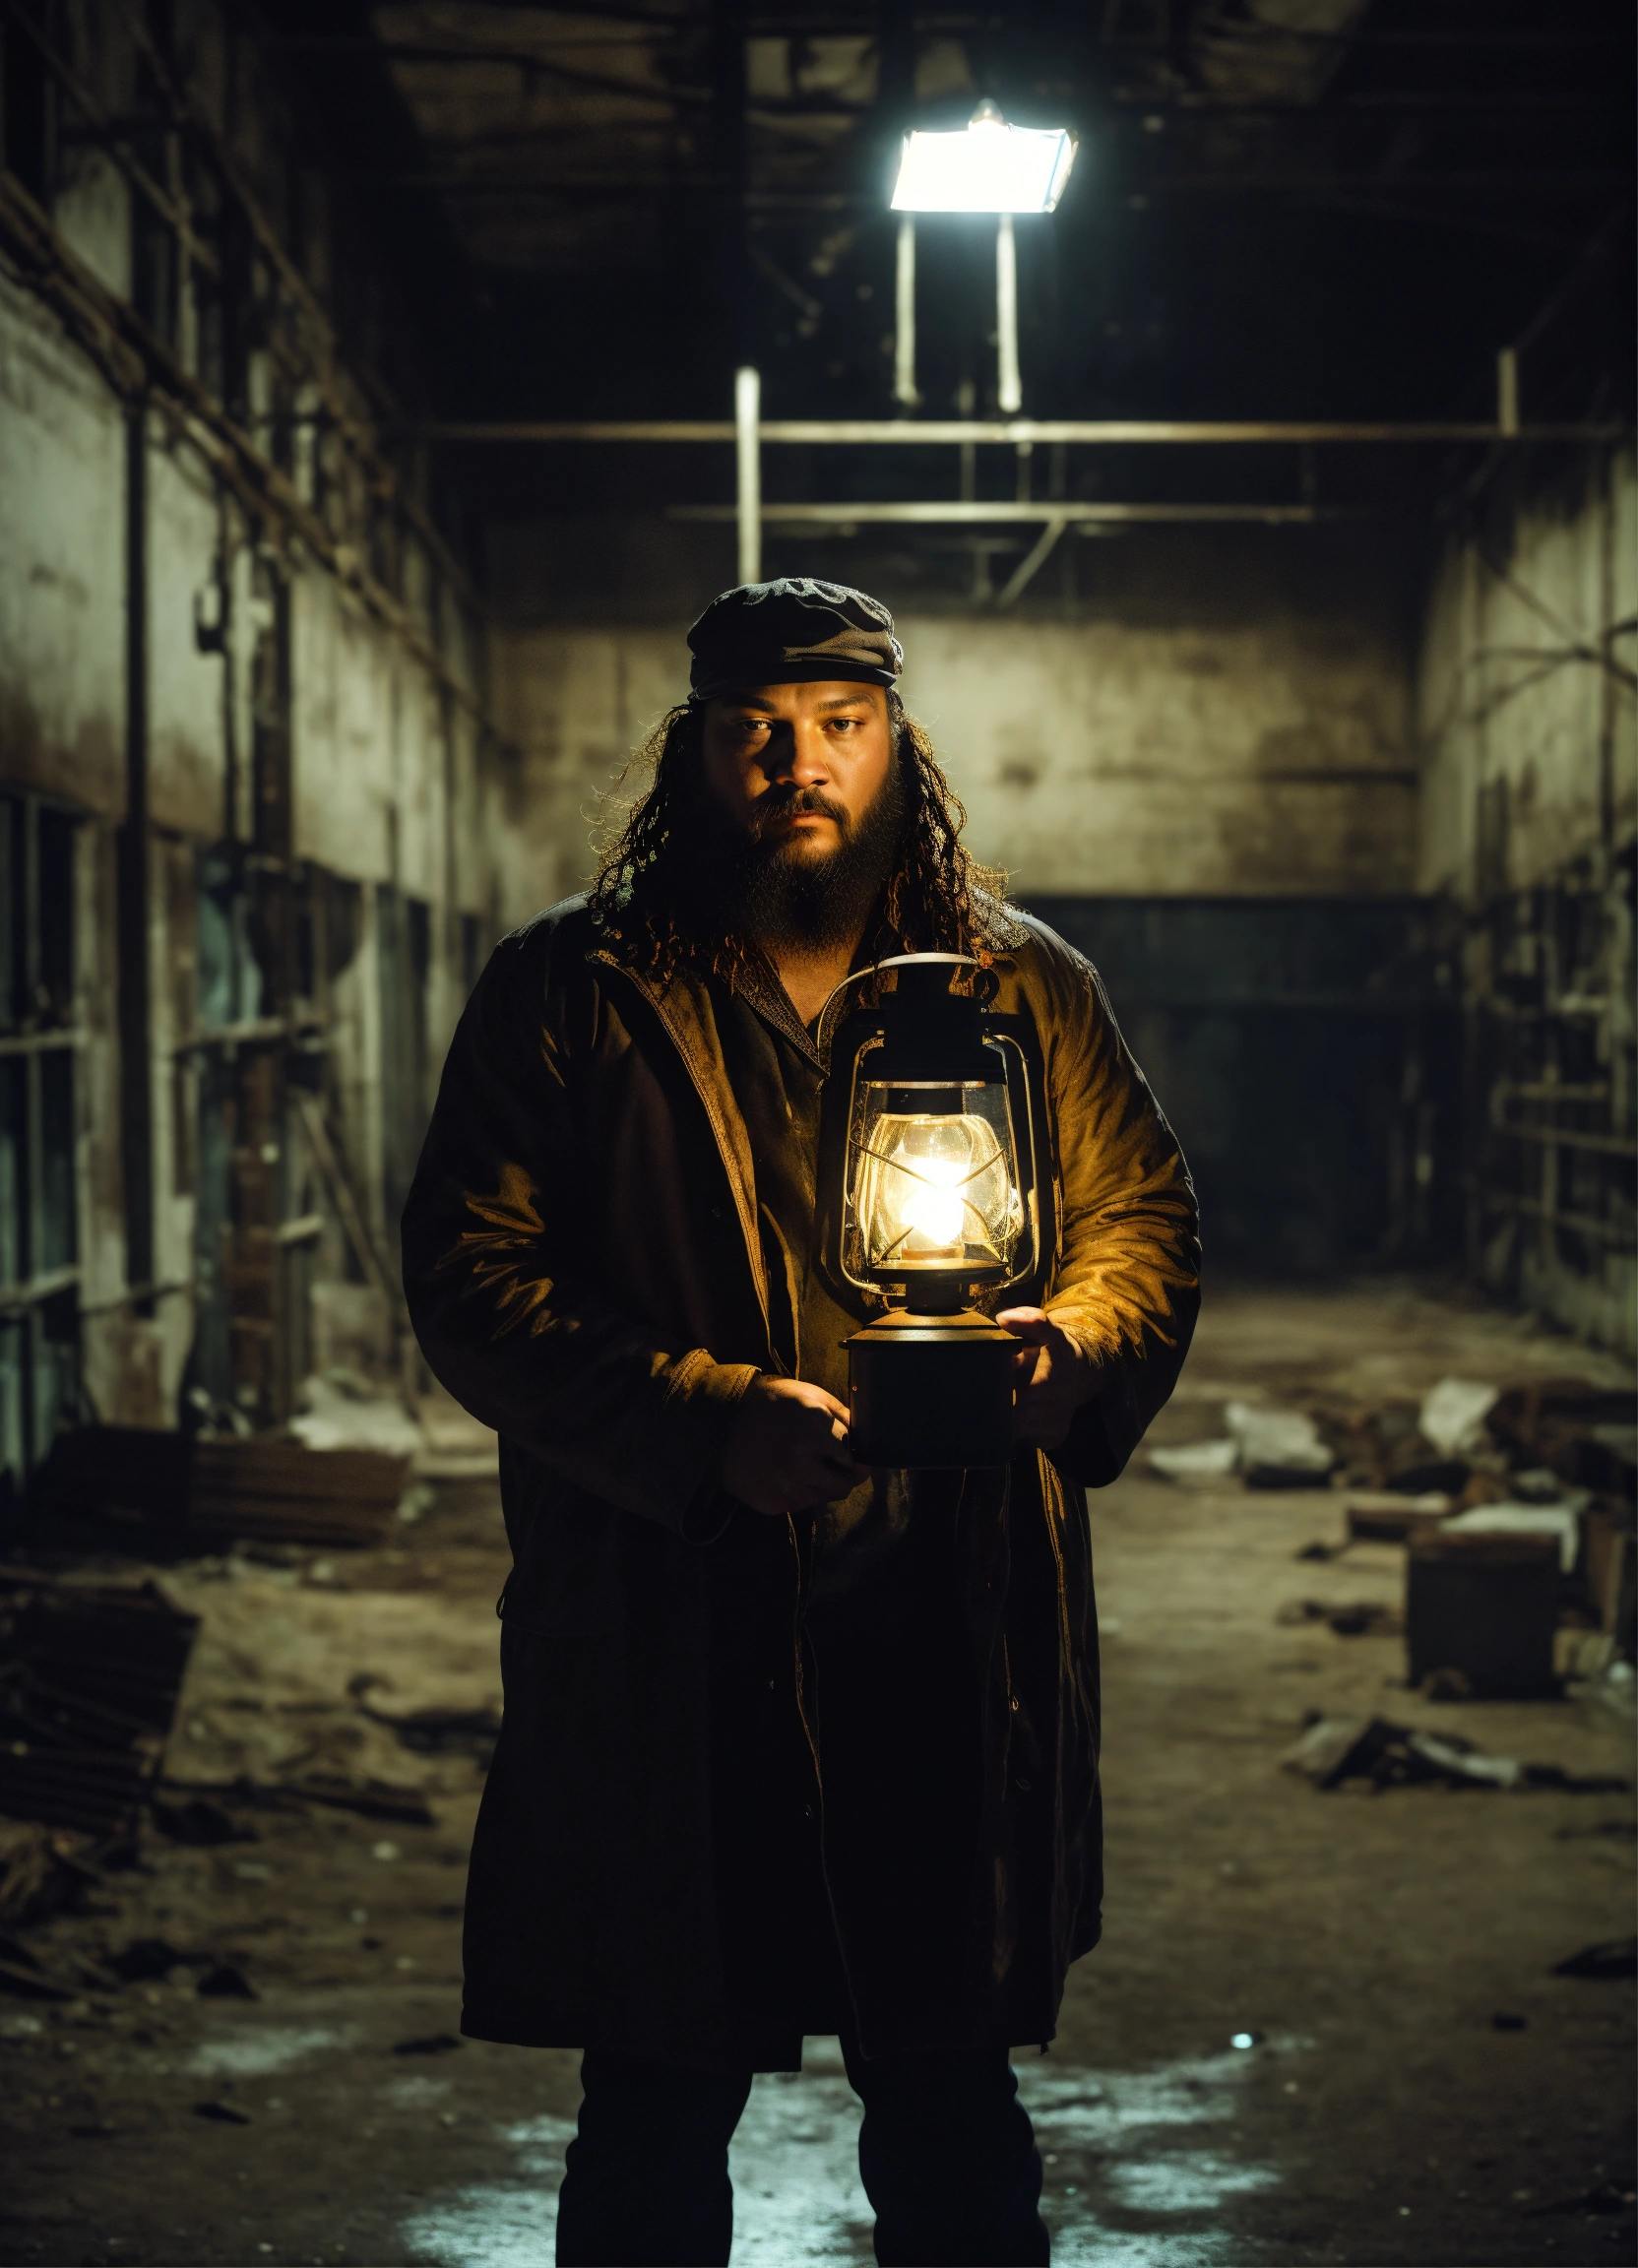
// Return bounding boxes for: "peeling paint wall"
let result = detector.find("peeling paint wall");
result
[0,275,126,817]
[489,529,1418,907]
[1418,449,1637,902]
[1416,447,1637,1351]
[0,0,511,1476]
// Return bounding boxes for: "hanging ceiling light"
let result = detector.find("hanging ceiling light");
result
[890,101,1076,216]
[889,103,1076,414]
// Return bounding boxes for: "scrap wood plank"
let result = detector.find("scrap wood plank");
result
[30,1426,408,1547]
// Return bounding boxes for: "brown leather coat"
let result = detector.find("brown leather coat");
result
[402,898,1199,2069]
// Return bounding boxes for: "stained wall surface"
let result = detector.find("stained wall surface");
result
[0,0,513,1471]
[1414,447,1637,1348]
[1417,448,1637,901]
[489,528,1418,908]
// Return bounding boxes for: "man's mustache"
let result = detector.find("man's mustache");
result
[748,785,851,839]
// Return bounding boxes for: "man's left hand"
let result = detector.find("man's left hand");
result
[996,1308,1101,1450]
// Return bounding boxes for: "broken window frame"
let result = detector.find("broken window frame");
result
[0,789,83,1489]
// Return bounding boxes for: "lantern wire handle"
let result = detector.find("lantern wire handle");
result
[813,952,986,1033]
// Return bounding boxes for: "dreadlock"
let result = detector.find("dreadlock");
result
[587,691,1009,990]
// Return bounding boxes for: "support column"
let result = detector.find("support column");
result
[116,406,154,1303]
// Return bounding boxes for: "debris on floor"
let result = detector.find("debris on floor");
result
[1408,1528,1561,1699]
[1226,1401,1335,1486]
[0,1814,103,1928]
[1550,1937,1638,1980]
[289,1374,426,1460]
[28,1426,411,1550]
[0,1569,200,1837]
[1554,1627,1620,1680]
[1275,1598,1403,1637]
[1282,1714,1631,1795]
[158,1558,501,1807]
[1442,1500,1585,1572]
[1418,1377,1502,1458]
[1147,1437,1238,1482]
[1345,1488,1454,1542]
[1486,1379,1637,1498]
[1147,1403,1334,1486]
[1584,1508,1636,1646]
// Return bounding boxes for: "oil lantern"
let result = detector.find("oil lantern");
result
[831,954,1041,1468]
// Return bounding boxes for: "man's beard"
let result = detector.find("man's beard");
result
[684,757,912,956]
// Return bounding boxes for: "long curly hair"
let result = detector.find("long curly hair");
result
[588,691,1009,990]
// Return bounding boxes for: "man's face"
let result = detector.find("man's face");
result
[700,680,894,861]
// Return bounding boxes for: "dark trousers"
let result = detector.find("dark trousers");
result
[555,2031,1048,2268]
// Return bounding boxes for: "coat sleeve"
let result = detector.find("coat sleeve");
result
[1028,933,1202,1487]
[401,923,759,1537]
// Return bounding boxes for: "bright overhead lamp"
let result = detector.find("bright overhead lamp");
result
[891,101,1076,216]
[890,103,1075,413]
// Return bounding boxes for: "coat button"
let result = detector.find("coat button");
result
[1010,1696,1020,1712]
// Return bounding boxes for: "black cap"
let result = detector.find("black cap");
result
[687,579,904,703]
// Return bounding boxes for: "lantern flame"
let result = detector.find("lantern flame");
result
[856,1111,1016,1269]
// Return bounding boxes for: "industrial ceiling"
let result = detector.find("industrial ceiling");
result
[259,0,1632,599]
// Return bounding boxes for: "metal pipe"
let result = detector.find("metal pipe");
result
[1480,1190,1636,1252]
[670,500,1367,526]
[995,518,1068,607]
[735,365,761,583]
[410,417,1626,445]
[894,219,917,409]
[117,405,155,1301]
[957,379,976,501]
[1496,346,1520,436]
[0,176,505,737]
[996,215,1021,415]
[1499,1120,1637,1159]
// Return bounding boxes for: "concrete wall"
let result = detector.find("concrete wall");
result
[0,0,511,1465]
[489,527,1418,908]
[0,274,126,818]
[1418,448,1637,900]
[1415,446,1637,1351]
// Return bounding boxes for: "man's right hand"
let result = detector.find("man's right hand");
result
[721,1375,863,1518]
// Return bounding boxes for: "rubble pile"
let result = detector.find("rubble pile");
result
[1149,1364,1635,1699]
[0,1387,502,1886]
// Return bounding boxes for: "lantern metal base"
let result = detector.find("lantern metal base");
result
[847,1308,1016,1470]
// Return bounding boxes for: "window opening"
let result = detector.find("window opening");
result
[0,789,82,1491]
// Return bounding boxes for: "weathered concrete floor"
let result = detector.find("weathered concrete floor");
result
[0,1278,1633,2267]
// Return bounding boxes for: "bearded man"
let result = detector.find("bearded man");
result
[403,579,1200,2268]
